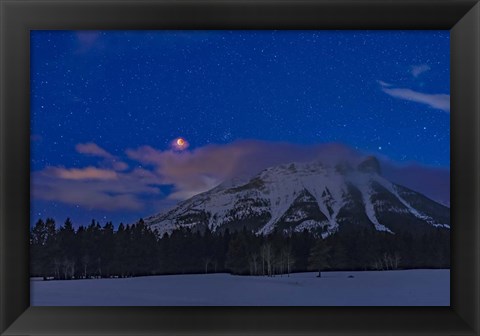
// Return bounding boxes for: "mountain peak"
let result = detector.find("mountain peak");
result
[335,162,354,175]
[144,157,450,237]
[357,156,381,175]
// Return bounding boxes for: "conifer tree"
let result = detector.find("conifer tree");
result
[308,239,332,278]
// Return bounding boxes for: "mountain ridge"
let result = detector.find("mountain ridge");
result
[144,157,450,237]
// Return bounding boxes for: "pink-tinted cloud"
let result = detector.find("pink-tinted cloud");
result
[112,161,129,171]
[76,142,129,172]
[76,142,114,159]
[32,167,162,211]
[31,140,449,214]
[32,141,162,211]
[126,141,363,200]
[126,140,449,205]
[46,166,118,180]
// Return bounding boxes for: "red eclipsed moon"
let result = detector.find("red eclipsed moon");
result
[172,137,189,151]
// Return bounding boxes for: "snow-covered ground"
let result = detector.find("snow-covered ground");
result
[30,269,449,306]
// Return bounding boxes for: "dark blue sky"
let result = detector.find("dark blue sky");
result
[31,30,450,226]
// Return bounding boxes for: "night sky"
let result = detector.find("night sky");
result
[30,30,450,227]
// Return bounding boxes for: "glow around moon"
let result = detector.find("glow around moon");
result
[172,137,189,151]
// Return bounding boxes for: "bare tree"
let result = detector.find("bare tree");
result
[62,258,75,280]
[371,260,381,270]
[62,258,69,280]
[278,247,293,277]
[373,252,401,271]
[261,248,266,275]
[393,252,401,270]
[249,253,259,275]
[285,248,295,277]
[96,257,102,278]
[261,243,274,276]
[81,254,89,279]
[383,252,390,270]
[203,257,212,274]
[69,260,75,279]
[53,258,61,279]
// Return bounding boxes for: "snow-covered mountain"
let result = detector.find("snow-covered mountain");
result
[144,157,450,237]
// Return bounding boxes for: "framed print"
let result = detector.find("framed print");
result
[28,29,452,307]
[1,0,479,335]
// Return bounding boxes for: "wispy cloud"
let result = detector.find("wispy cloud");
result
[76,143,114,159]
[382,87,450,112]
[32,166,162,211]
[376,80,393,87]
[32,143,156,211]
[378,81,450,113]
[32,175,156,211]
[76,142,129,171]
[46,166,118,181]
[411,64,431,78]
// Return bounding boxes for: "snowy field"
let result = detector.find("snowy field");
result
[31,269,449,306]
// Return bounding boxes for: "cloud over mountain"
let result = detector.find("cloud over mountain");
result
[31,141,450,213]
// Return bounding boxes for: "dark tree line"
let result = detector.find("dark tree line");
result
[30,218,450,280]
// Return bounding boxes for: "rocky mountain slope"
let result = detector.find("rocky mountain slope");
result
[144,157,450,237]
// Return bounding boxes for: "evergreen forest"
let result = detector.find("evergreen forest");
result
[30,218,450,280]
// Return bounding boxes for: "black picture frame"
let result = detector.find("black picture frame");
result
[1,0,479,335]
